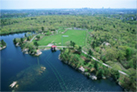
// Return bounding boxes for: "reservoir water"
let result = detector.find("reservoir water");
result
[0,33,123,91]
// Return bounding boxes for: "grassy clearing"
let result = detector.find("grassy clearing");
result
[56,27,66,34]
[36,30,87,46]
[106,61,122,70]
[105,60,129,73]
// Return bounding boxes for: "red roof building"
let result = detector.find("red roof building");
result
[51,45,56,48]
[51,45,57,51]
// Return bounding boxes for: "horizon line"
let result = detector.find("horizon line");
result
[0,7,136,10]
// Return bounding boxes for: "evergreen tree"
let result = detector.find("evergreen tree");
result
[21,38,24,43]
[34,42,39,47]
[41,26,44,31]
[1,40,6,46]
[87,49,93,59]
[13,38,17,44]
[78,46,82,54]
[27,37,30,41]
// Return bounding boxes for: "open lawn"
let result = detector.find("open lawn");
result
[35,29,87,46]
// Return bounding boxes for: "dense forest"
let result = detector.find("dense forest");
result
[0,9,136,91]
[0,13,136,35]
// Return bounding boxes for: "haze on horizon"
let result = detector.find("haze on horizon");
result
[0,0,136,10]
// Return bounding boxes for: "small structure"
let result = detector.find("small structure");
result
[47,43,54,47]
[35,50,42,56]
[89,75,97,80]
[51,45,57,51]
[102,42,110,46]
[9,81,17,88]
[79,66,85,72]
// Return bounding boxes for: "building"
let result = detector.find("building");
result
[51,45,57,51]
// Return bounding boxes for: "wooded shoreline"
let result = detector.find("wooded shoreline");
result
[59,46,136,91]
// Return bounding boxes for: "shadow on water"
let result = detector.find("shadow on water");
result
[9,65,47,91]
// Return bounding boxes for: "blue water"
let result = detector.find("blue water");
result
[0,33,123,91]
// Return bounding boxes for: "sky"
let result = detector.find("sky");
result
[0,0,136,10]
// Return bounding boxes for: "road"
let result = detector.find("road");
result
[39,46,73,48]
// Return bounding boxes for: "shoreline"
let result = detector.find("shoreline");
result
[0,31,35,36]
[0,46,6,50]
[58,54,98,80]
[22,47,51,56]
[58,54,125,90]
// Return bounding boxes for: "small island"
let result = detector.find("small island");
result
[0,40,6,50]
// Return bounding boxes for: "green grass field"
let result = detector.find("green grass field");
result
[35,29,87,46]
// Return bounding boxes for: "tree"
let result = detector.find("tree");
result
[29,47,33,54]
[78,46,82,54]
[25,33,27,37]
[41,26,44,31]
[125,47,132,60]
[117,49,126,61]
[21,38,23,43]
[94,61,98,70]
[34,42,39,47]
[111,70,119,81]
[122,76,136,91]
[103,67,111,77]
[70,41,75,48]
[105,47,118,61]
[92,41,96,49]
[36,35,40,40]
[64,48,69,54]
[96,69,103,79]
[27,37,30,41]
[72,55,79,65]
[1,40,6,46]
[70,41,73,46]
[128,68,136,80]
[13,38,17,44]
[87,49,93,59]
[74,45,79,50]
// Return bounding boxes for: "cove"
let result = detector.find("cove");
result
[0,33,123,91]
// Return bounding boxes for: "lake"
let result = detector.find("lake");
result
[0,33,123,91]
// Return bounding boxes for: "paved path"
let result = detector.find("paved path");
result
[39,46,73,48]
[82,50,128,76]
[29,34,38,42]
